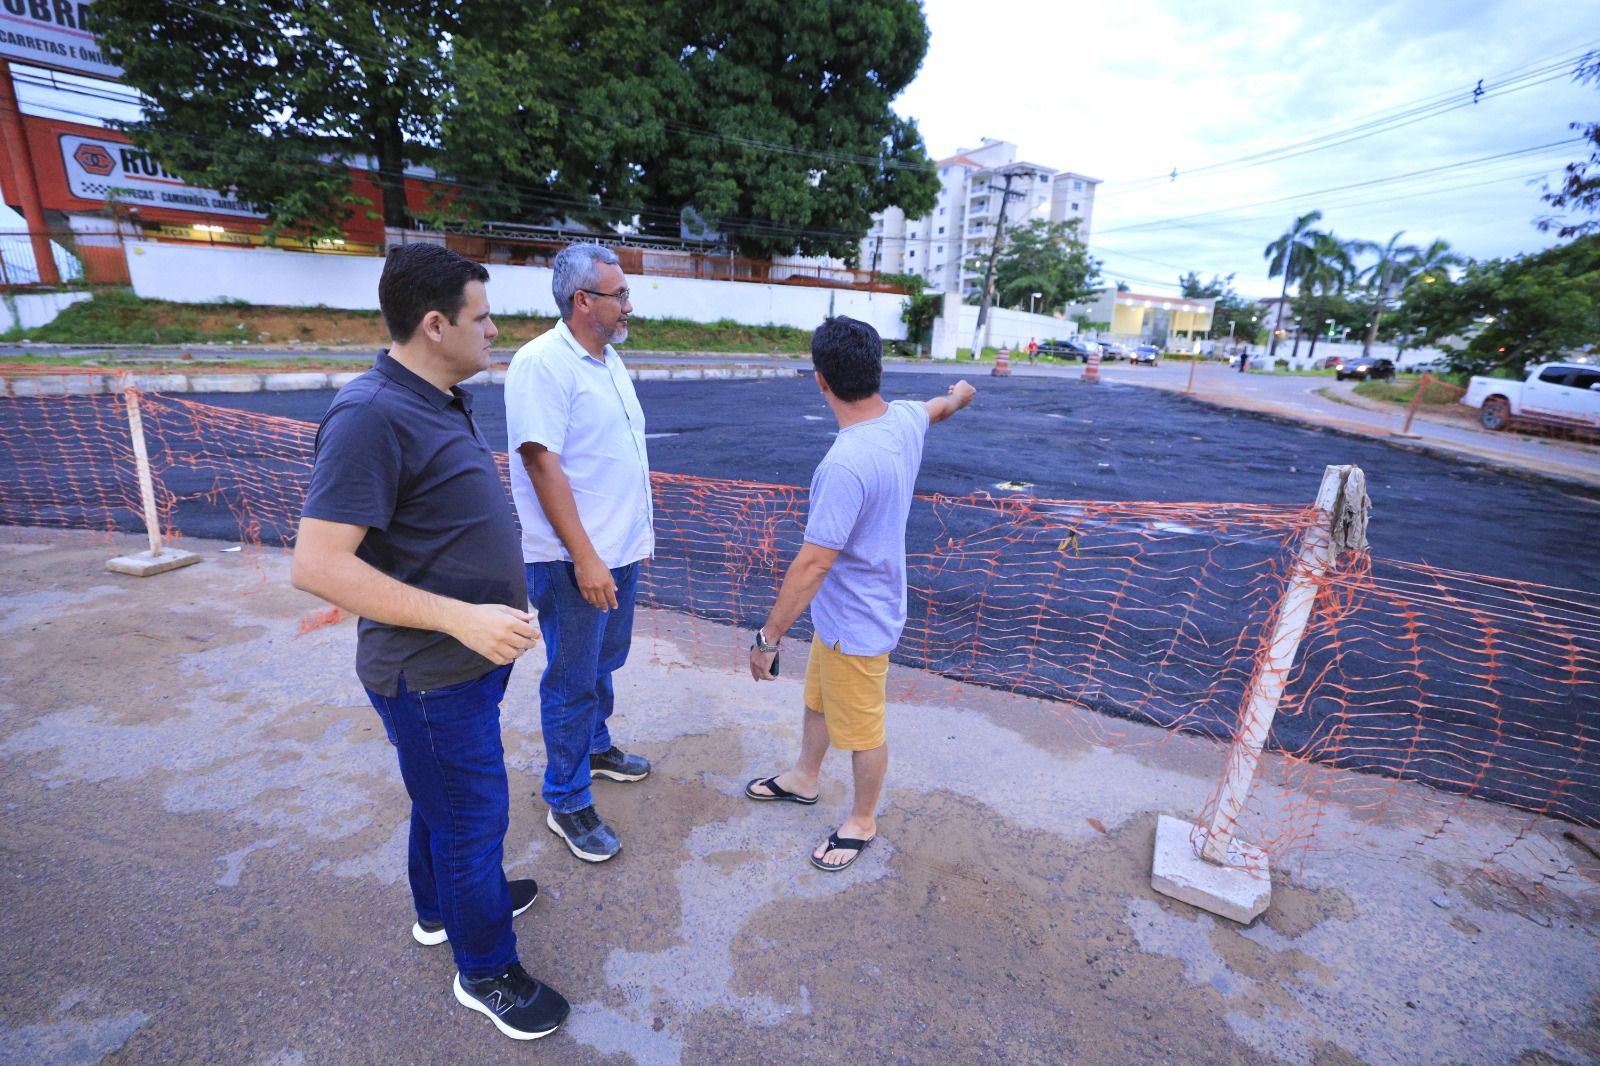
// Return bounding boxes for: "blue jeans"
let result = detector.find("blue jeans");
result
[526,560,639,813]
[365,664,517,979]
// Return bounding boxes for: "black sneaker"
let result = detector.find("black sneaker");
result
[546,804,620,862]
[589,746,651,782]
[453,962,569,1041]
[412,878,539,946]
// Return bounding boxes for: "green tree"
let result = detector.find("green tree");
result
[438,0,680,231]
[1296,233,1357,362]
[1394,237,1600,375]
[1538,51,1600,238]
[1263,210,1326,355]
[1406,238,1465,287]
[993,219,1101,313]
[628,0,940,261]
[1347,231,1418,356]
[879,271,940,347]
[96,0,459,235]
[1178,271,1258,342]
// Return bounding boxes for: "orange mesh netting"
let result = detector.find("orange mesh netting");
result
[2,379,1596,880]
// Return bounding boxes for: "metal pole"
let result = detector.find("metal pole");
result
[124,386,165,558]
[1200,464,1359,864]
[1185,351,1199,395]
[0,58,63,286]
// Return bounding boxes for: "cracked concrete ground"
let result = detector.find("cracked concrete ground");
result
[1,528,1596,1065]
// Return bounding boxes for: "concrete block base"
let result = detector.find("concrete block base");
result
[106,546,202,577]
[1150,815,1271,924]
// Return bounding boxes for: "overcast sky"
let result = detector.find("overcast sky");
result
[897,0,1600,296]
[5,0,1597,299]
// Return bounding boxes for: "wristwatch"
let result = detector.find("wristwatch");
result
[752,628,780,653]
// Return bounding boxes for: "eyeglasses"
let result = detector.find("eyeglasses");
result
[579,288,630,304]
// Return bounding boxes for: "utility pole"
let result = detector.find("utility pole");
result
[969,167,1032,358]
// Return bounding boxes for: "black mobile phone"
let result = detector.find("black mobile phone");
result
[770,649,780,677]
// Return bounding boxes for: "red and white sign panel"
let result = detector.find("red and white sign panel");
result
[0,0,122,79]
[60,132,263,217]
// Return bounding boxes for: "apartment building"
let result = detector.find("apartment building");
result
[862,138,1101,298]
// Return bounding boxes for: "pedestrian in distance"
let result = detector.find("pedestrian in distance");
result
[291,244,569,1041]
[505,243,655,865]
[1027,337,1038,364]
[746,316,976,871]
[1238,345,1250,373]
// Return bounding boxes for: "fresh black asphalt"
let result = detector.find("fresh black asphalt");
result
[190,371,1599,592]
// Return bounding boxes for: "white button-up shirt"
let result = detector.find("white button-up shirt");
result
[505,321,654,568]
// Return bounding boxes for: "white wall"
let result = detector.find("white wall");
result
[1268,338,1450,371]
[124,242,909,340]
[2,290,92,333]
[940,303,1074,355]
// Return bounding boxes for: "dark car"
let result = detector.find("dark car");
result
[1131,344,1161,365]
[1038,338,1096,361]
[1336,357,1395,381]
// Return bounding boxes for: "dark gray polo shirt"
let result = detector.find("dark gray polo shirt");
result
[302,352,525,697]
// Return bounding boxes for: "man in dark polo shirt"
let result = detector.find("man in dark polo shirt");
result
[291,244,569,1042]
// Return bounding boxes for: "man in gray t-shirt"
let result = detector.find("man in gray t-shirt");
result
[747,316,975,872]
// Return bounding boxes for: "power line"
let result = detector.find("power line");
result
[1095,139,1582,236]
[1099,39,1600,198]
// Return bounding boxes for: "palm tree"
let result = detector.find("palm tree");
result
[1406,238,1464,288]
[1299,233,1357,364]
[1264,211,1325,356]
[1350,230,1419,356]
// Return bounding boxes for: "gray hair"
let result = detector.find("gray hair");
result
[552,243,622,320]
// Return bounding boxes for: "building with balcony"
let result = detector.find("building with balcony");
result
[861,138,1101,299]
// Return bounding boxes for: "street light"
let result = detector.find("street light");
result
[1029,291,1042,314]
[1324,317,1335,339]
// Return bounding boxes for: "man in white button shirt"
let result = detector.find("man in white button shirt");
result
[505,244,654,863]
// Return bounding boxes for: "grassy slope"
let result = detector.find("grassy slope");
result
[12,290,815,353]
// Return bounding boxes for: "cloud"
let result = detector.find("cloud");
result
[898,0,1600,293]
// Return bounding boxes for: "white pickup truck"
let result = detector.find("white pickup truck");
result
[1460,361,1600,432]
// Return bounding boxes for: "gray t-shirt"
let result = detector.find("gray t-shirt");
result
[804,400,931,656]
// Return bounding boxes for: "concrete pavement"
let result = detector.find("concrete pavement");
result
[1,528,1597,1063]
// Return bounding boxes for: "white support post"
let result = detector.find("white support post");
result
[107,382,201,577]
[1152,464,1367,923]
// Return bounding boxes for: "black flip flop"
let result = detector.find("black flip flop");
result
[743,775,818,805]
[810,829,874,872]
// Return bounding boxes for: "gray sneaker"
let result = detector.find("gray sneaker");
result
[589,746,651,782]
[546,805,620,862]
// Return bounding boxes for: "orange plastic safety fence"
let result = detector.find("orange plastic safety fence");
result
[2,388,1596,882]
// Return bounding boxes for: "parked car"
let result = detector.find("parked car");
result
[1461,361,1600,433]
[1097,341,1130,361]
[1130,344,1161,366]
[1038,338,1097,361]
[1314,354,1344,371]
[1336,357,1395,381]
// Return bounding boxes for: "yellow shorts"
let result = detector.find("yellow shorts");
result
[803,635,889,751]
